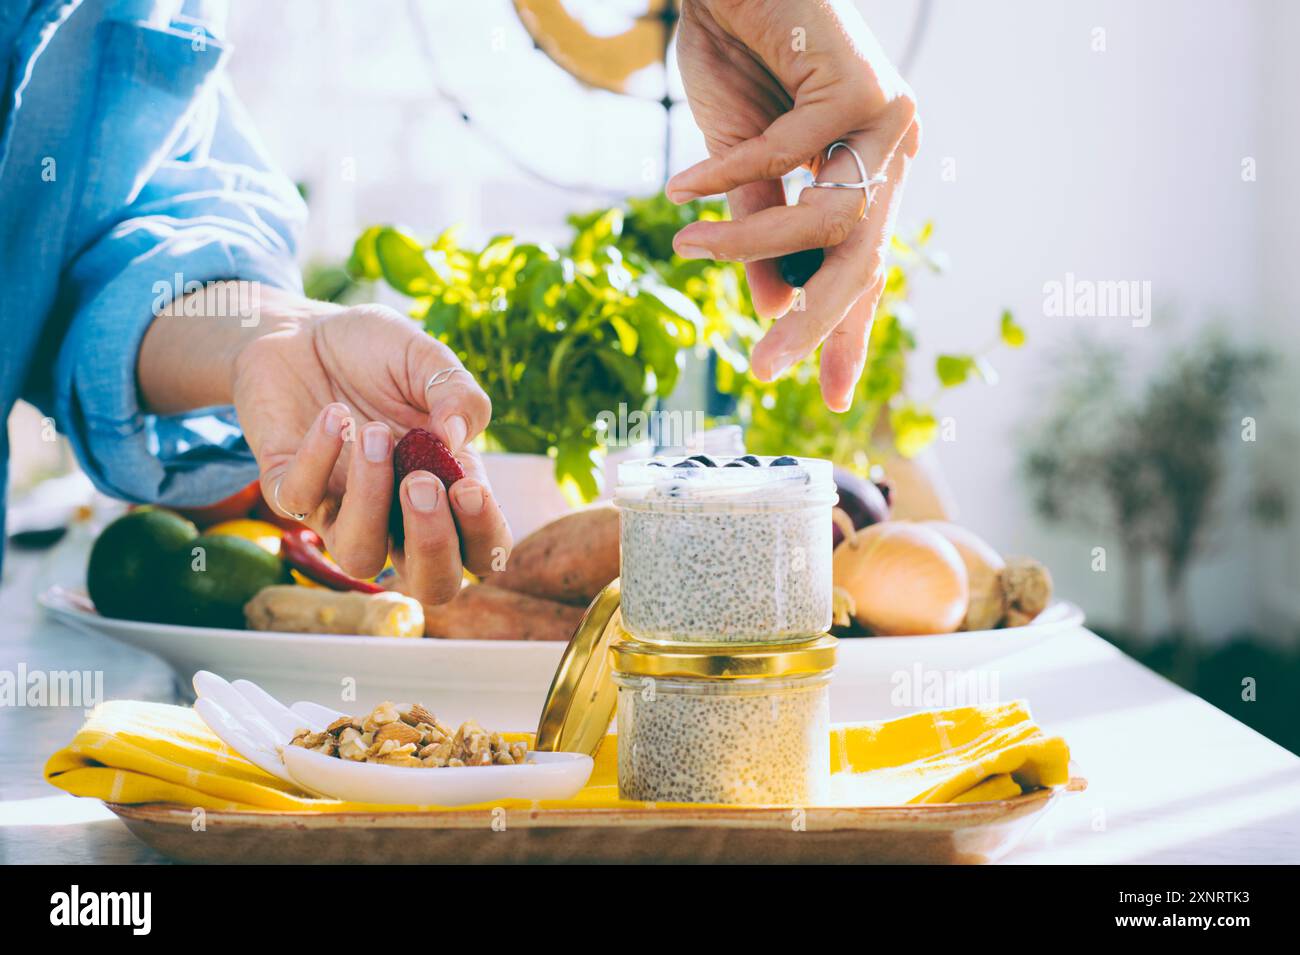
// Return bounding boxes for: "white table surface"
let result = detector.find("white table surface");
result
[2,544,1298,865]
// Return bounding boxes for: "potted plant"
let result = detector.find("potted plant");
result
[346,210,728,537]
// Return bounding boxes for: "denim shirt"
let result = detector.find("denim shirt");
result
[0,0,304,560]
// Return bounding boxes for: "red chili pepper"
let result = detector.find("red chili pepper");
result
[280,528,384,594]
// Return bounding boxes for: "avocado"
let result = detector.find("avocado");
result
[163,533,290,629]
[87,508,198,622]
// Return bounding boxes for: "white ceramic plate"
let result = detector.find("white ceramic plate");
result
[191,671,593,806]
[40,586,1083,725]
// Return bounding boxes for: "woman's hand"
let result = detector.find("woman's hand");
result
[670,0,921,411]
[138,285,512,605]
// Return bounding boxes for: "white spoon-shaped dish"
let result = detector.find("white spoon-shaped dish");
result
[190,671,593,805]
[278,745,592,806]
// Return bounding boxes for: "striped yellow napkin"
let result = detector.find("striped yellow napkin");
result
[43,699,1068,811]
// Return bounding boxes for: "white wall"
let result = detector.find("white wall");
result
[896,0,1289,640]
[224,0,1296,639]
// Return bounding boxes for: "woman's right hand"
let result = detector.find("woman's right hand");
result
[669,0,921,412]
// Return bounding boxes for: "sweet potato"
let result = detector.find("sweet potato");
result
[421,584,585,641]
[483,504,619,606]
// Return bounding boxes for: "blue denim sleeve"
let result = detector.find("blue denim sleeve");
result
[54,75,306,507]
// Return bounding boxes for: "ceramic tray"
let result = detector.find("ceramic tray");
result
[108,777,1085,865]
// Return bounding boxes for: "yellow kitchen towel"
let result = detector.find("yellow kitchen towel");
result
[44,699,1069,812]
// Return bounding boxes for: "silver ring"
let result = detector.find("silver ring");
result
[425,367,472,395]
[272,478,308,522]
[809,141,888,196]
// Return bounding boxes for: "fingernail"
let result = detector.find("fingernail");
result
[407,475,440,512]
[453,482,484,516]
[676,244,712,260]
[443,414,468,450]
[666,186,700,204]
[323,405,347,436]
[763,349,800,380]
[362,423,391,463]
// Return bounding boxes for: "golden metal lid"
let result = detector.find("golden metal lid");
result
[533,579,623,756]
[610,634,838,680]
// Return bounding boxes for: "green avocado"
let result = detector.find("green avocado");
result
[87,508,199,623]
[163,533,290,629]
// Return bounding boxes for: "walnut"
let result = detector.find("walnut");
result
[362,701,402,733]
[327,716,362,736]
[337,727,369,761]
[290,730,333,754]
[369,753,423,768]
[369,738,417,759]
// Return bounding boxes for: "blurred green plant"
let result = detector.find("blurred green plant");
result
[1021,330,1276,640]
[347,213,704,500]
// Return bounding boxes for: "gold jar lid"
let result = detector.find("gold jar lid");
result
[533,579,624,756]
[610,634,837,680]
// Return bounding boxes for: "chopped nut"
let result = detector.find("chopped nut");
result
[369,754,423,768]
[401,703,439,727]
[290,702,528,769]
[362,701,402,733]
[369,738,417,759]
[337,727,369,761]
[415,723,448,746]
[373,721,422,748]
[327,716,362,736]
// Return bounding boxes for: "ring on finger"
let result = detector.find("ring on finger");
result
[809,141,889,208]
[273,477,308,522]
[425,367,473,395]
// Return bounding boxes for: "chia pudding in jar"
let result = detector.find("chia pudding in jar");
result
[611,636,835,804]
[615,455,836,644]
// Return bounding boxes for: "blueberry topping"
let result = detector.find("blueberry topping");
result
[738,454,761,466]
[723,461,747,467]
[673,459,702,468]
[770,455,799,466]
[647,461,666,467]
[686,454,717,467]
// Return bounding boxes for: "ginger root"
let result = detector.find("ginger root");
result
[1001,557,1053,627]
[244,585,424,637]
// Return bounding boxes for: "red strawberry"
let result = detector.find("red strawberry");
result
[390,428,466,539]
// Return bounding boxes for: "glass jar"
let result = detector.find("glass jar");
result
[611,636,835,805]
[614,455,836,645]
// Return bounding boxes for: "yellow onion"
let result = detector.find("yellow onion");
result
[832,522,969,636]
[921,521,1007,631]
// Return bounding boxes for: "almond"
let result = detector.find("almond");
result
[401,703,439,728]
[373,721,422,748]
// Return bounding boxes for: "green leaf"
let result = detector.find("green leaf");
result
[1000,310,1027,348]
[346,226,384,280]
[638,282,704,328]
[890,404,939,458]
[485,421,550,455]
[936,354,975,387]
[595,348,648,399]
[555,437,603,503]
[374,227,435,296]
